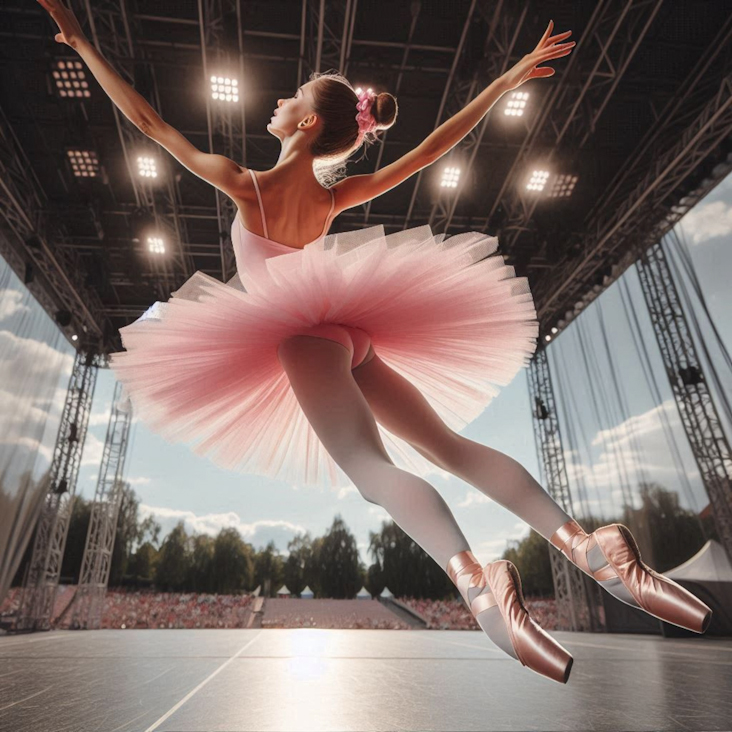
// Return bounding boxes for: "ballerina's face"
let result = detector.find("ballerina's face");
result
[267,80,319,139]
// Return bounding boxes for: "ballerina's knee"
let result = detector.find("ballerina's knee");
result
[412,430,466,472]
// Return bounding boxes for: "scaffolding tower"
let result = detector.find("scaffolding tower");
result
[16,349,100,631]
[71,381,133,630]
[527,346,605,632]
[636,237,732,558]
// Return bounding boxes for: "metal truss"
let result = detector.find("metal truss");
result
[636,239,732,559]
[16,348,101,632]
[197,0,247,281]
[71,381,133,630]
[536,65,732,339]
[0,105,105,341]
[405,0,661,273]
[82,0,194,301]
[399,0,523,236]
[527,346,605,633]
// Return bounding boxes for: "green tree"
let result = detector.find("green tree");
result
[212,527,254,593]
[129,541,158,581]
[254,540,285,597]
[283,533,313,597]
[316,515,362,598]
[187,534,215,593]
[110,483,161,586]
[502,529,554,596]
[154,521,191,591]
[60,496,92,583]
[368,520,454,599]
[621,481,706,572]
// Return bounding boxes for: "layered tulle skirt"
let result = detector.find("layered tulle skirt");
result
[109,223,539,489]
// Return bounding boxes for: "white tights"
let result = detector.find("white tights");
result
[277,334,574,572]
[278,333,575,658]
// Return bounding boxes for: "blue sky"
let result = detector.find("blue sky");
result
[3,172,731,569]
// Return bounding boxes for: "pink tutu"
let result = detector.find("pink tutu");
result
[109,223,539,489]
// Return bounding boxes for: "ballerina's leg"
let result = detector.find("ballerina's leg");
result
[277,333,521,657]
[277,333,472,570]
[351,352,574,541]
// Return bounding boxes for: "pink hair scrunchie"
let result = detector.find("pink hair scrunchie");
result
[355,87,378,139]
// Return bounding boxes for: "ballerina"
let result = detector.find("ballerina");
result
[39,0,711,685]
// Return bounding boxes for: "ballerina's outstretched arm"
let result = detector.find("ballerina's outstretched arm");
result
[37,0,248,200]
[334,20,575,212]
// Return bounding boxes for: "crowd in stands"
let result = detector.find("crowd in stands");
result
[96,589,255,629]
[262,598,409,629]
[400,595,559,630]
[2,586,558,631]
[0,585,77,626]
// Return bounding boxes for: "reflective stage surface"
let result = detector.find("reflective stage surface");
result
[1,629,729,731]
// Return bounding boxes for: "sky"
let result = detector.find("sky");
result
[2,170,731,569]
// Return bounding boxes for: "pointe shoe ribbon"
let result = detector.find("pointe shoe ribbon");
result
[548,519,617,581]
[550,519,713,634]
[446,550,497,616]
[447,551,573,683]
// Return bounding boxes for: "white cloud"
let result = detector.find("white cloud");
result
[0,330,73,477]
[0,289,31,321]
[678,198,732,245]
[79,431,105,467]
[559,399,703,515]
[457,491,492,508]
[367,505,389,519]
[137,503,308,551]
[337,484,358,499]
[88,403,112,427]
[475,521,530,559]
[126,476,152,486]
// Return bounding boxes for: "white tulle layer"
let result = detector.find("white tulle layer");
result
[108,223,539,490]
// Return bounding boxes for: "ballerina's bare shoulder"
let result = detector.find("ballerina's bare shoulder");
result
[231,168,345,250]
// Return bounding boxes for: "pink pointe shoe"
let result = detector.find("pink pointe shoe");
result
[550,519,713,634]
[447,550,573,684]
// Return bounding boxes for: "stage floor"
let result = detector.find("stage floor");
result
[0,628,729,731]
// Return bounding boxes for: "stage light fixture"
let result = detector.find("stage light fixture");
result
[55,309,72,327]
[67,149,100,178]
[52,59,90,98]
[526,170,550,192]
[504,91,528,116]
[71,334,78,341]
[545,334,552,342]
[679,365,703,386]
[137,156,158,178]
[534,397,549,420]
[210,75,239,102]
[440,166,461,188]
[548,173,578,198]
[147,235,165,254]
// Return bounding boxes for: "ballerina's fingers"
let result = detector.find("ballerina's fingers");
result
[533,19,555,51]
[546,30,574,45]
[537,41,576,61]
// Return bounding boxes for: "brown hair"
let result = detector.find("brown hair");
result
[306,70,398,186]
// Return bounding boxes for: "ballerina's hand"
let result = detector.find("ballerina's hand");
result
[500,20,575,91]
[37,0,87,50]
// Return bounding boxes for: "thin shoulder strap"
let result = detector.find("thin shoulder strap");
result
[248,169,269,239]
[319,187,335,238]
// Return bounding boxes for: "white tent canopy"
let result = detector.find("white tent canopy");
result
[300,585,314,598]
[665,540,732,582]
[380,586,394,598]
[276,584,291,596]
[356,586,371,598]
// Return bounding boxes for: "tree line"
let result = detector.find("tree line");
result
[12,480,713,598]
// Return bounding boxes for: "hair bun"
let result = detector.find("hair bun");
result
[371,91,398,130]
